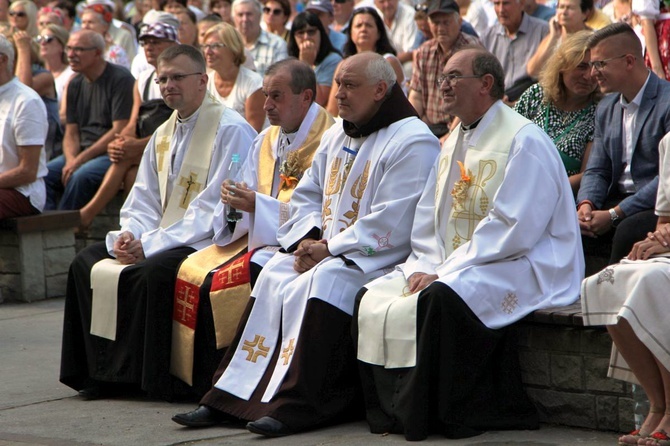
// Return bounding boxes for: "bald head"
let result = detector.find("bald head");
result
[334,52,396,126]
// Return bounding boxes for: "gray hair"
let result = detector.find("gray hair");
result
[232,0,262,15]
[265,58,317,100]
[365,54,396,96]
[0,35,14,74]
[89,31,106,51]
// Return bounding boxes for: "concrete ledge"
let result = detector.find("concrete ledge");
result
[0,211,79,303]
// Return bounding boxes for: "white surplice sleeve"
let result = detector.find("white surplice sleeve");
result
[656,133,670,217]
[106,109,257,256]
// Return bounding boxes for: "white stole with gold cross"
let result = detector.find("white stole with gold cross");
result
[89,93,225,341]
[357,104,530,368]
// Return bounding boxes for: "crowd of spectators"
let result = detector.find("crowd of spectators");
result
[4,0,670,443]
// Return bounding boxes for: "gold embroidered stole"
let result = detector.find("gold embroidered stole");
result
[321,140,371,235]
[437,108,529,258]
[170,105,333,385]
[157,93,224,227]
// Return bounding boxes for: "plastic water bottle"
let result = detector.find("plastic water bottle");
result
[226,154,243,223]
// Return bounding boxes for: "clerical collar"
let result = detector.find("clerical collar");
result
[460,116,483,132]
[177,107,201,124]
[342,83,419,138]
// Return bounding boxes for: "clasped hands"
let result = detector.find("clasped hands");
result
[577,204,613,238]
[628,223,670,261]
[113,231,145,265]
[220,179,256,213]
[108,133,143,164]
[293,238,331,273]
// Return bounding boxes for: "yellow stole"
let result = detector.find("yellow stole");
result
[170,106,333,385]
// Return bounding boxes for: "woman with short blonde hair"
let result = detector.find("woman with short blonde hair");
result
[202,22,265,131]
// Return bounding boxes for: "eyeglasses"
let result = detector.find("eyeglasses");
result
[9,10,27,17]
[437,73,483,87]
[588,54,629,71]
[295,28,318,37]
[200,42,226,51]
[65,45,98,54]
[154,72,202,84]
[140,38,169,46]
[262,6,283,15]
[35,35,56,45]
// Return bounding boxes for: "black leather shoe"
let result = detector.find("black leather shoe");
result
[246,416,293,437]
[172,405,228,428]
[78,387,101,400]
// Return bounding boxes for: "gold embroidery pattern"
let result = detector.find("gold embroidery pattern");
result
[338,160,370,230]
[280,338,296,365]
[597,267,615,285]
[322,157,344,232]
[501,292,518,314]
[178,172,203,209]
[450,159,497,250]
[156,136,170,172]
[242,335,270,362]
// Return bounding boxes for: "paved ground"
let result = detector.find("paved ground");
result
[0,298,620,446]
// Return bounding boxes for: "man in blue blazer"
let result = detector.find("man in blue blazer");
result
[577,23,670,264]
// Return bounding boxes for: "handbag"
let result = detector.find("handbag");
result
[136,70,173,138]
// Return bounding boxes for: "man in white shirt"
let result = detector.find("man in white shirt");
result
[0,36,48,219]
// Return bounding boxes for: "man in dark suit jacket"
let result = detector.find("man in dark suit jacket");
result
[577,23,670,264]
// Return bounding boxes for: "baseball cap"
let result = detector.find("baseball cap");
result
[305,0,334,15]
[139,21,180,43]
[427,0,459,16]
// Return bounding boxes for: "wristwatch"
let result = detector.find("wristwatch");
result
[609,208,620,223]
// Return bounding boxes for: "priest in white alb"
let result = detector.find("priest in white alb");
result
[59,45,257,401]
[169,59,334,398]
[173,52,440,437]
[354,48,585,441]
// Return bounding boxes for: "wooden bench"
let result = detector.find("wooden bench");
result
[518,302,633,434]
[0,211,80,303]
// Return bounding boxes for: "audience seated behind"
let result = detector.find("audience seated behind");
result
[203,22,266,132]
[45,30,135,211]
[80,4,130,69]
[526,0,592,79]
[78,21,179,229]
[326,7,404,116]
[515,30,599,195]
[287,11,342,106]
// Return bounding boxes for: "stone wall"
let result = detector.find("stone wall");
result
[0,215,77,303]
[518,321,634,433]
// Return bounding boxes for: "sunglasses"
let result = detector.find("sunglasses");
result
[35,35,56,45]
[262,6,283,15]
[9,10,27,17]
[333,0,349,3]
